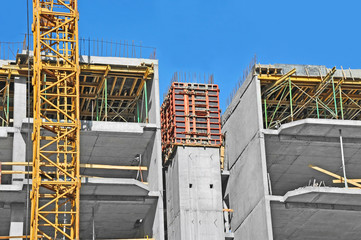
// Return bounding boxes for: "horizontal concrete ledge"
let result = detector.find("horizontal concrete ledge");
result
[82,178,149,197]
[0,127,16,137]
[0,184,23,191]
[0,178,148,191]
[80,55,158,66]
[225,232,234,239]
[263,118,361,138]
[97,238,155,240]
[270,186,361,206]
[21,118,157,133]
[15,52,158,67]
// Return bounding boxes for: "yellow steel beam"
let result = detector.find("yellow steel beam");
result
[98,239,155,240]
[314,67,336,93]
[258,75,361,85]
[308,164,361,188]
[1,162,148,171]
[96,65,111,95]
[0,236,43,239]
[265,68,296,92]
[333,179,361,183]
[0,64,153,77]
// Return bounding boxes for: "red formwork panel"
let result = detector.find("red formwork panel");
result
[161,82,222,163]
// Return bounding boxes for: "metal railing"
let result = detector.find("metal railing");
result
[79,38,156,59]
[0,35,156,60]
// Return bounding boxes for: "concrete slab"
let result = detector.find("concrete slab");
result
[81,177,149,196]
[0,179,156,239]
[80,196,157,239]
[263,118,361,138]
[270,187,361,240]
[264,119,361,195]
[21,120,156,179]
[280,186,361,206]
[79,55,158,66]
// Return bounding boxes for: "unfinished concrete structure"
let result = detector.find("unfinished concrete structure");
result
[222,64,361,239]
[0,54,164,239]
[161,82,225,239]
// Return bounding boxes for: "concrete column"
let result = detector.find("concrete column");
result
[9,203,24,239]
[12,76,26,185]
[165,146,224,240]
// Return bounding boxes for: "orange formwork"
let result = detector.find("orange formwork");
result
[161,82,222,164]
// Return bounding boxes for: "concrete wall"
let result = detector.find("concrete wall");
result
[222,75,273,239]
[165,146,223,240]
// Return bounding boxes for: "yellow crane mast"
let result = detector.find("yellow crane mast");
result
[30,0,81,239]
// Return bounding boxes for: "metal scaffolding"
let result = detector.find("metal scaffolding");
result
[0,62,153,123]
[30,0,81,239]
[257,65,361,129]
[0,73,11,126]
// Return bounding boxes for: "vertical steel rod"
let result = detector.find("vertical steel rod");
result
[137,101,140,123]
[316,98,320,119]
[144,81,148,123]
[96,97,99,121]
[339,129,348,188]
[339,86,344,120]
[288,77,293,121]
[264,98,268,128]
[105,78,107,121]
[331,77,338,118]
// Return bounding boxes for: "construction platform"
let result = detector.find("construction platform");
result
[0,55,164,240]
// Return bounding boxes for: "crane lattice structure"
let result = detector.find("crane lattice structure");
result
[30,0,80,239]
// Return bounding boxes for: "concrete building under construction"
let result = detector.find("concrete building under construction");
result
[0,53,165,239]
[222,63,361,239]
[1,1,361,240]
[2,39,361,240]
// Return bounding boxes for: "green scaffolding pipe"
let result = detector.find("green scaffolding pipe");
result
[144,81,148,123]
[316,98,320,119]
[264,98,268,128]
[269,85,287,127]
[6,79,9,126]
[339,86,344,120]
[137,102,140,123]
[96,97,99,121]
[105,78,107,121]
[99,85,105,120]
[288,77,293,121]
[331,77,338,118]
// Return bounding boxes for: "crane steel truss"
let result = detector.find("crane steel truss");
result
[30,0,80,239]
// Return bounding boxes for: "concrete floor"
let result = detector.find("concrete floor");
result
[264,119,361,195]
[271,187,361,240]
[0,125,160,238]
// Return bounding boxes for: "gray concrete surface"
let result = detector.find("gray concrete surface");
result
[270,187,361,240]
[9,203,24,240]
[165,146,224,240]
[264,119,361,196]
[222,74,272,239]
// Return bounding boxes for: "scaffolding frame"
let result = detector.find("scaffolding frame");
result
[0,73,11,126]
[0,61,153,123]
[30,1,80,239]
[257,65,361,129]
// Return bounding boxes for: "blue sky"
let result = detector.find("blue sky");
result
[1,0,361,111]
